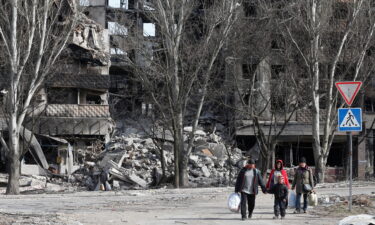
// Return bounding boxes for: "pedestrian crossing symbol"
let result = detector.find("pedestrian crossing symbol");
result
[338,108,362,132]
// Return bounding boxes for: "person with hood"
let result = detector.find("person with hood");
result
[235,159,267,221]
[266,159,290,190]
[292,157,314,213]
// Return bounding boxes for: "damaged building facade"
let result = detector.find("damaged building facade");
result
[0,3,114,176]
[50,0,375,182]
[16,0,150,176]
[229,0,375,181]
[1,0,374,183]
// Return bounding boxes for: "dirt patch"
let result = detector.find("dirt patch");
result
[312,195,375,218]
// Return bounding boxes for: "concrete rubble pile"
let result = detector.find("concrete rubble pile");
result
[0,174,76,194]
[71,126,245,190]
[318,194,374,207]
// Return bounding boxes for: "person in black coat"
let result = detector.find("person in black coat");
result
[269,176,289,219]
[235,159,267,220]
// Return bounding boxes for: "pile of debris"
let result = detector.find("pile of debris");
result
[71,126,245,190]
[312,194,375,217]
[0,174,76,194]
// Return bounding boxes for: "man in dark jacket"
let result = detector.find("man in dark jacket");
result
[269,176,288,219]
[235,159,267,220]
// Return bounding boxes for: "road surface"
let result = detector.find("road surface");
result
[0,184,373,225]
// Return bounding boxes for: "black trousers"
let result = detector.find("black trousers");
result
[240,192,256,218]
[274,198,286,217]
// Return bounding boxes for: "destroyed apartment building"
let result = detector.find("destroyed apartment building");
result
[0,5,113,176]
[1,0,375,186]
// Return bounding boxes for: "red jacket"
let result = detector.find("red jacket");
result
[266,160,290,189]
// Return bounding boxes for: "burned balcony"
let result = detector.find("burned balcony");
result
[47,74,110,90]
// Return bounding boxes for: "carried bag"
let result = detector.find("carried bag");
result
[308,192,318,206]
[227,193,241,213]
[288,191,296,208]
[303,184,313,192]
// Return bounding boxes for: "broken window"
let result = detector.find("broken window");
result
[86,94,102,105]
[108,0,128,9]
[327,143,345,167]
[47,88,78,104]
[243,1,257,17]
[242,64,257,80]
[333,2,349,19]
[110,48,127,55]
[271,93,286,112]
[142,102,154,116]
[108,21,128,36]
[271,65,286,79]
[79,0,89,6]
[143,23,156,37]
[271,34,285,50]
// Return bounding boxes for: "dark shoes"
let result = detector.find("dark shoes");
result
[241,215,252,221]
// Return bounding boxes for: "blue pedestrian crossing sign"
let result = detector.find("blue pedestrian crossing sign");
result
[338,108,362,132]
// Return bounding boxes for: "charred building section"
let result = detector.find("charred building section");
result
[16,4,113,176]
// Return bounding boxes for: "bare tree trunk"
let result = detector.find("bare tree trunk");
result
[6,0,20,195]
[260,150,271,178]
[309,0,324,183]
[0,0,77,194]
[172,110,185,188]
[6,114,20,195]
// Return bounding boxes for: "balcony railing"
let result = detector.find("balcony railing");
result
[46,104,110,118]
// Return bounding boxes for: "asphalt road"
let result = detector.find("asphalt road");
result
[0,184,373,225]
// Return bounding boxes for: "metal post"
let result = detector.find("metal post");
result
[347,131,353,212]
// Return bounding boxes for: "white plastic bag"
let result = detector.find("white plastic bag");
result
[227,193,241,213]
[308,192,318,206]
[288,191,296,208]
[338,214,375,225]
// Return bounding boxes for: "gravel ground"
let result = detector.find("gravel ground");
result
[0,183,374,225]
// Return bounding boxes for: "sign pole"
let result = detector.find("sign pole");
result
[336,81,362,212]
[348,131,353,212]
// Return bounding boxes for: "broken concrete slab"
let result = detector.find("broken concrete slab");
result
[128,173,147,188]
[201,166,211,178]
[21,127,49,170]
[208,143,227,159]
[199,149,213,157]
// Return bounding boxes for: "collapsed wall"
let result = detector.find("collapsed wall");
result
[71,123,245,190]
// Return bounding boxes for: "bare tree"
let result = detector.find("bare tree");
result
[274,0,375,182]
[0,0,78,194]
[217,1,309,176]
[111,0,241,187]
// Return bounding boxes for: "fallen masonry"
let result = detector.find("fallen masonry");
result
[66,126,244,191]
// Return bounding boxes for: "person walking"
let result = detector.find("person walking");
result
[235,159,267,221]
[266,159,290,190]
[268,176,288,220]
[291,157,314,213]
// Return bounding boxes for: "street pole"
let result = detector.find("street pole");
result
[347,131,353,212]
